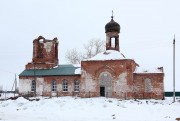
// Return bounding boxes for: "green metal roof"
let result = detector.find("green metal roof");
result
[19,64,81,76]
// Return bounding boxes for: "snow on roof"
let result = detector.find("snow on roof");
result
[84,50,126,61]
[134,66,163,73]
[72,64,81,68]
[75,68,81,74]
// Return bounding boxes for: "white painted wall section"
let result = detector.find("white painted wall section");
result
[115,72,129,92]
[19,79,31,94]
[36,78,44,95]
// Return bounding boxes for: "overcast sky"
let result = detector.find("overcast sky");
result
[0,0,179,91]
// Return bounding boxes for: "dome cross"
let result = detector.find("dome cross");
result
[111,10,114,19]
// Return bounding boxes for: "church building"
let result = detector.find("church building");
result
[19,15,164,99]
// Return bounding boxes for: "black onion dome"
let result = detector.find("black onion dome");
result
[105,16,120,33]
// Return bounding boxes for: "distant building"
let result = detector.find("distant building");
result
[19,15,164,99]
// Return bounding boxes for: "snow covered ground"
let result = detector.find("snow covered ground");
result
[0,93,18,100]
[0,96,180,121]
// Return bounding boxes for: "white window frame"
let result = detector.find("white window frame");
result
[52,80,56,92]
[31,80,36,91]
[63,80,68,92]
[74,80,80,92]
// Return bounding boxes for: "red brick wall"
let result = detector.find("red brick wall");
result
[81,59,137,98]
[42,75,81,96]
[26,36,59,69]
[133,73,164,99]
[106,32,119,51]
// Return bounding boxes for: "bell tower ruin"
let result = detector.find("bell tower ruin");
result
[105,12,120,51]
[26,36,59,69]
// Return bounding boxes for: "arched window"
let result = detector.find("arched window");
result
[55,44,58,59]
[144,78,152,92]
[31,80,36,91]
[63,80,68,92]
[37,43,43,58]
[74,80,80,92]
[111,37,115,48]
[52,80,56,92]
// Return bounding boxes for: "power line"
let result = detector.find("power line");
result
[0,69,16,74]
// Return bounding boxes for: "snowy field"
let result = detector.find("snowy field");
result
[0,96,180,121]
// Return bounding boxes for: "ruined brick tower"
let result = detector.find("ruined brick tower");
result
[26,36,59,69]
[105,14,120,51]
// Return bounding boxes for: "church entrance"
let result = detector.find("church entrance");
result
[100,86,105,97]
[99,72,112,97]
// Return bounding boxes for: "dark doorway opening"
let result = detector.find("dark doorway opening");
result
[100,86,105,97]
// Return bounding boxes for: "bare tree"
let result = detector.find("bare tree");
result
[83,39,105,59]
[65,39,105,64]
[84,40,94,59]
[65,48,82,64]
[93,39,105,56]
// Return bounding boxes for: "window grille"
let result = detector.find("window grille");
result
[52,80,56,92]
[74,80,79,92]
[63,80,68,92]
[31,80,36,91]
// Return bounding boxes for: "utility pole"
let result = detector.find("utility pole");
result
[11,74,17,94]
[15,74,17,93]
[33,63,36,97]
[173,35,175,103]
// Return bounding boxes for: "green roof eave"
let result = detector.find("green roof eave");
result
[19,64,81,76]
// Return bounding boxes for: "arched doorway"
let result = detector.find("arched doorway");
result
[99,72,112,97]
